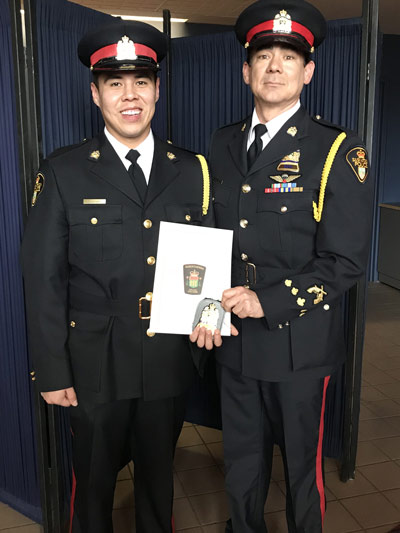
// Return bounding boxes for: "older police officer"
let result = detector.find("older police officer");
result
[197,1,374,531]
[21,20,212,533]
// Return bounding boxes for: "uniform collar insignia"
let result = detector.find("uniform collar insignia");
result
[167,151,176,160]
[241,123,247,132]
[89,150,101,160]
[287,126,297,137]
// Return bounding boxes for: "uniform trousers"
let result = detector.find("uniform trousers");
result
[69,394,186,533]
[218,364,330,533]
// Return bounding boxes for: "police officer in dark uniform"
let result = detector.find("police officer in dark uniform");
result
[202,1,374,531]
[21,20,212,533]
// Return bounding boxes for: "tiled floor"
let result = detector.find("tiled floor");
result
[1,282,400,532]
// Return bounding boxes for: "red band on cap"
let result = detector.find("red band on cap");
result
[246,19,314,47]
[90,42,157,67]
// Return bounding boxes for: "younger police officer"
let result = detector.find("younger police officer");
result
[207,1,374,531]
[21,20,212,533]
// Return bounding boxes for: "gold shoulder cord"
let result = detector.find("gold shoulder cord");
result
[196,154,210,216]
[313,132,347,222]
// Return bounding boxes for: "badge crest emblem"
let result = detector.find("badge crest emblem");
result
[273,10,292,34]
[277,150,300,173]
[116,35,137,61]
[287,126,297,137]
[346,147,369,183]
[31,173,45,206]
[183,264,206,295]
[89,150,100,160]
[167,152,176,160]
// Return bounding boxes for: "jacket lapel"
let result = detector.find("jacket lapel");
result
[228,117,251,177]
[145,137,180,207]
[248,106,310,177]
[87,133,143,207]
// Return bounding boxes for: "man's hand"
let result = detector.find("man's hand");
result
[41,387,78,407]
[189,324,239,350]
[221,286,264,319]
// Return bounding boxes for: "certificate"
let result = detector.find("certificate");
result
[149,222,233,335]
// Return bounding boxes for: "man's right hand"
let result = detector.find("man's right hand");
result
[40,387,78,407]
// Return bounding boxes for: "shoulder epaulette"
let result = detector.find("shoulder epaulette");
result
[48,138,90,160]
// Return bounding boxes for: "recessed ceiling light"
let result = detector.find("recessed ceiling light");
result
[112,15,188,23]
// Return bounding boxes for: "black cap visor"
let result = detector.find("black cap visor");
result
[92,56,159,72]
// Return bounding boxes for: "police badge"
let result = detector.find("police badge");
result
[192,298,225,334]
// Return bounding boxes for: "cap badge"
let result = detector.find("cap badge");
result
[273,10,292,34]
[117,35,137,61]
[89,150,100,160]
[287,126,297,137]
[167,151,176,160]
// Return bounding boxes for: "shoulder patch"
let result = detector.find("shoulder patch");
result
[31,172,45,206]
[346,147,369,183]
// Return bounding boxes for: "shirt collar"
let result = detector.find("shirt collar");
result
[249,100,301,147]
[104,127,154,181]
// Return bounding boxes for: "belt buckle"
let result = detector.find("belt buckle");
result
[138,292,153,319]
[245,262,257,287]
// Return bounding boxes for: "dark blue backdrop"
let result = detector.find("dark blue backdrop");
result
[0,0,41,522]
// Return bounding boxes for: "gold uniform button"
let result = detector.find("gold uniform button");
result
[70,321,76,328]
[32,376,36,381]
[185,214,191,222]
[146,292,153,301]
[146,329,156,337]
[280,206,288,213]
[30,371,35,376]
[242,184,251,194]
[91,217,98,225]
[323,304,330,311]
[241,253,248,262]
[316,115,321,120]
[240,219,248,228]
[278,324,283,329]
[143,219,152,229]
[147,256,156,266]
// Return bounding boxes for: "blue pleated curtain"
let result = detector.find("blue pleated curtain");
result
[0,0,41,522]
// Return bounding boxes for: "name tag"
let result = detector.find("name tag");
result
[83,199,106,205]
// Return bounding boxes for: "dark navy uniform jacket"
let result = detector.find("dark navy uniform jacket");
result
[209,105,374,381]
[21,132,213,404]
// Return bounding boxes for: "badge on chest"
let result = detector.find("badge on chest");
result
[266,150,303,193]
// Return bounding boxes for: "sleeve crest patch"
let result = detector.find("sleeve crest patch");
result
[346,147,369,183]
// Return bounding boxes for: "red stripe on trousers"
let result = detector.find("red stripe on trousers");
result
[316,376,330,527]
[69,468,77,533]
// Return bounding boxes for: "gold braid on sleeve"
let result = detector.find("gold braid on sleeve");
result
[196,154,210,216]
[313,132,347,222]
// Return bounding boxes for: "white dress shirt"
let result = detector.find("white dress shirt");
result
[247,100,301,151]
[104,127,154,184]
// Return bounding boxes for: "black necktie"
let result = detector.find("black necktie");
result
[126,149,147,202]
[247,123,267,169]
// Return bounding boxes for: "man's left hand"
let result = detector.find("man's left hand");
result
[221,286,264,319]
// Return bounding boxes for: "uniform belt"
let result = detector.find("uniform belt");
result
[232,259,258,287]
[69,285,150,317]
